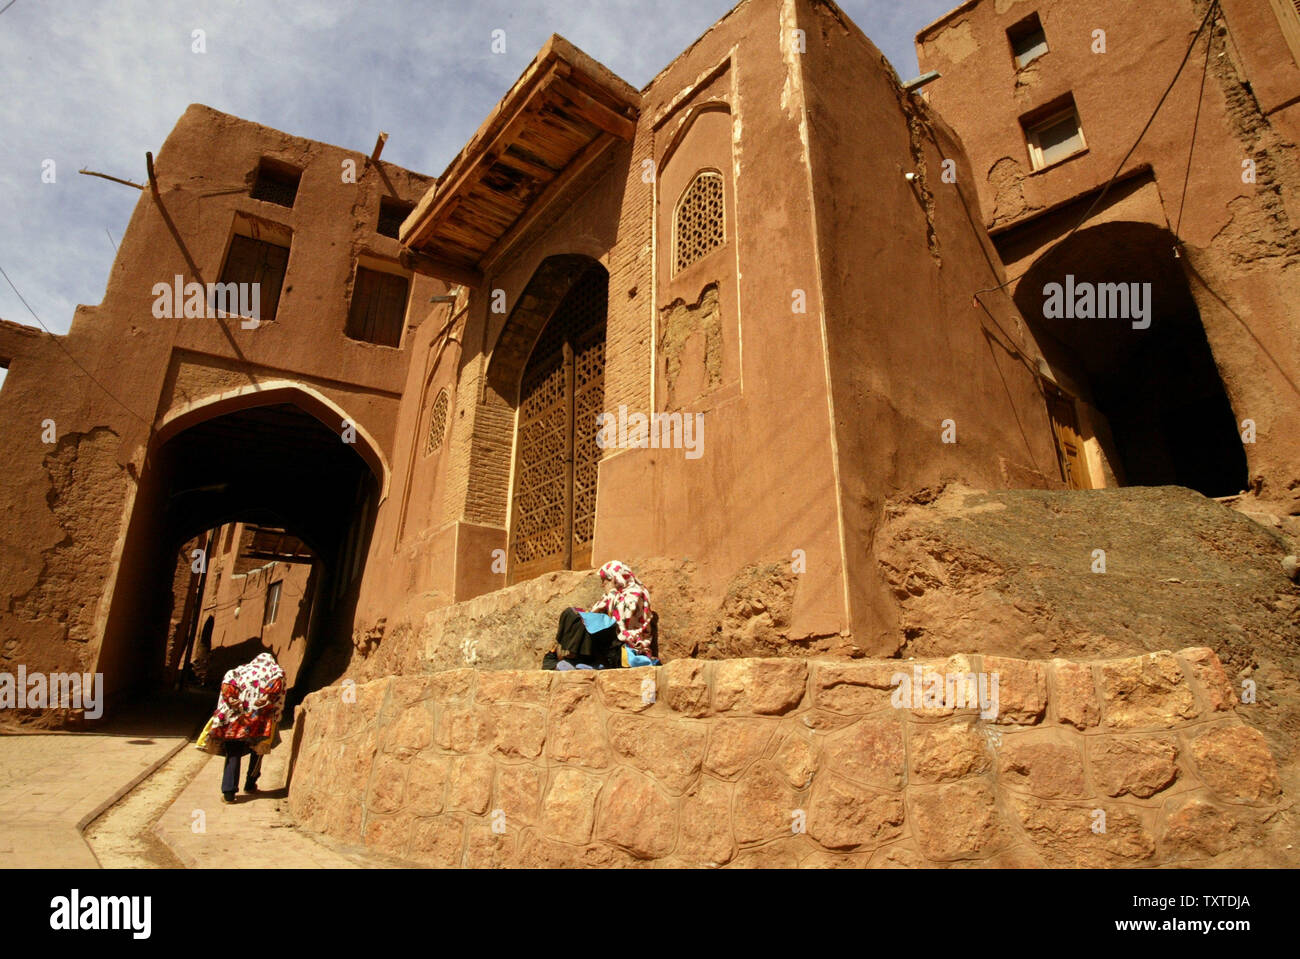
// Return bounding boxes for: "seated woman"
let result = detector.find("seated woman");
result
[544,560,658,669]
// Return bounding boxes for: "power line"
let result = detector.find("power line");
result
[973,0,1222,304]
[0,263,151,426]
[1174,1,1217,245]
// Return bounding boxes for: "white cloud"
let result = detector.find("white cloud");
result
[0,0,960,333]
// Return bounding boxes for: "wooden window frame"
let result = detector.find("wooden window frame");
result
[424,389,450,456]
[1007,13,1049,70]
[1025,105,1087,171]
[216,234,290,324]
[672,169,726,276]
[345,264,410,348]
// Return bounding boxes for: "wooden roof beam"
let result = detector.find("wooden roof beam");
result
[549,76,637,140]
[481,132,617,271]
[400,250,484,289]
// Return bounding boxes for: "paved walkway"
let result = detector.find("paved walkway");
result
[0,718,190,867]
[153,731,390,868]
[1,687,399,869]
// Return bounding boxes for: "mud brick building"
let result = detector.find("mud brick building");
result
[916,0,1300,499]
[0,0,1296,711]
[0,0,1084,711]
[1,0,1296,868]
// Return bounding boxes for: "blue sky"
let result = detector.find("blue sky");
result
[0,0,960,342]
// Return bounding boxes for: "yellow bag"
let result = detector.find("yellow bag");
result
[195,717,223,754]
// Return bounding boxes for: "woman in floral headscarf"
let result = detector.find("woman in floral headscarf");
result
[542,561,657,670]
[198,652,285,803]
[586,560,655,661]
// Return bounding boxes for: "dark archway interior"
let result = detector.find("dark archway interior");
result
[1015,222,1247,496]
[101,402,378,712]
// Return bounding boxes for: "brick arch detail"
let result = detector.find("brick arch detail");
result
[483,254,605,408]
[463,255,606,528]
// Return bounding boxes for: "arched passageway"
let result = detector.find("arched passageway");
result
[1015,222,1247,496]
[97,392,383,710]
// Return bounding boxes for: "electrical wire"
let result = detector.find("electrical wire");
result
[972,0,1222,303]
[0,263,151,426]
[1174,1,1217,244]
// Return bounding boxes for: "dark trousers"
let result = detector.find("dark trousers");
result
[542,608,620,669]
[221,742,263,795]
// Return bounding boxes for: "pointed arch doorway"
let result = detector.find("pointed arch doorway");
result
[508,263,608,584]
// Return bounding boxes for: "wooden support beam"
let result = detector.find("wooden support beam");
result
[77,169,144,190]
[400,250,484,289]
[370,132,389,163]
[481,132,615,270]
[493,148,559,181]
[549,76,637,140]
[406,63,565,248]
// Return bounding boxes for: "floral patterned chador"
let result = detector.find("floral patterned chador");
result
[586,560,654,657]
[204,652,285,750]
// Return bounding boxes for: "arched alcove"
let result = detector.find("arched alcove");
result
[1015,221,1247,496]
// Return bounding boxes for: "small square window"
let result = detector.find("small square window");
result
[1024,101,1087,170]
[377,198,414,240]
[250,159,301,207]
[1008,13,1049,69]
[346,266,410,347]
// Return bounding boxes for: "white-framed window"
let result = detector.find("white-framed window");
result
[1025,104,1087,170]
[1008,13,1049,69]
[263,580,282,626]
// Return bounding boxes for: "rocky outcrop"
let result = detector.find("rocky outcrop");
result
[875,484,1299,671]
[343,558,854,684]
[287,646,1286,867]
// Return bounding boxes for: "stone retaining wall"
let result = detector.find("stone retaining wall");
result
[286,647,1282,867]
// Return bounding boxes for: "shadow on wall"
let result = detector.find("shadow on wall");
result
[194,635,275,688]
[1013,220,1248,497]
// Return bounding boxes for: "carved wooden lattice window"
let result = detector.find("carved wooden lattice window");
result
[673,171,725,274]
[508,266,607,583]
[424,389,449,456]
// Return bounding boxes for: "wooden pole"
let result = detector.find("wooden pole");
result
[77,169,144,190]
[370,132,388,163]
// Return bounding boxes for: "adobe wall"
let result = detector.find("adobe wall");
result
[351,145,638,633]
[593,0,845,642]
[287,646,1285,867]
[916,0,1300,501]
[0,104,439,711]
[354,0,852,655]
[796,0,1065,653]
[198,559,315,688]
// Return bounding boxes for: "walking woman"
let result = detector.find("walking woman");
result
[198,652,286,803]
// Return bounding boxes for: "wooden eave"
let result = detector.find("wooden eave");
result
[400,35,641,288]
